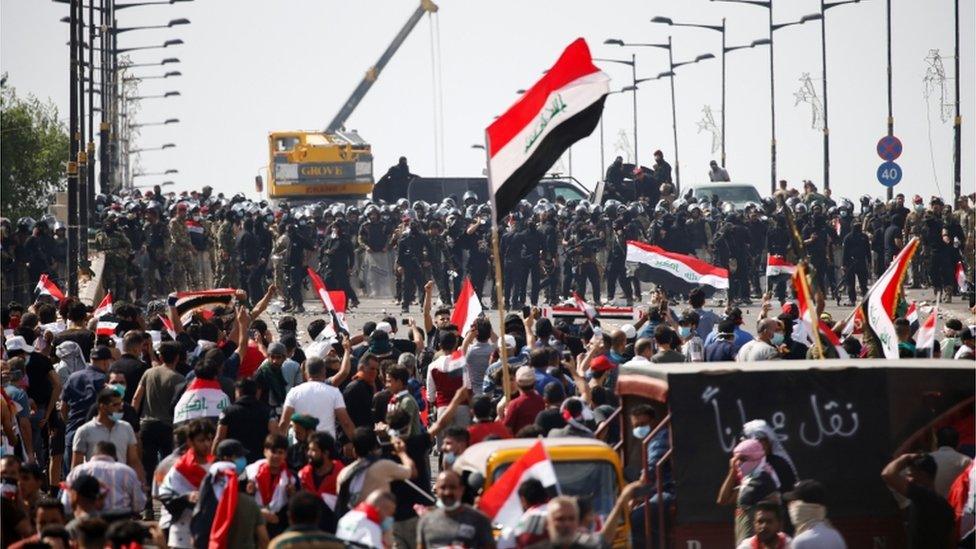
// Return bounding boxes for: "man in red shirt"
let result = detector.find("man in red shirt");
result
[503,367,545,435]
[468,394,512,445]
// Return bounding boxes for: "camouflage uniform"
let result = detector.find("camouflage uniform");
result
[905,209,927,288]
[94,226,132,300]
[213,219,239,288]
[954,204,975,290]
[169,215,198,291]
[272,231,290,304]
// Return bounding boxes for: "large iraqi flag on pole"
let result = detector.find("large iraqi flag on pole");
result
[866,237,921,359]
[626,241,729,291]
[485,38,609,220]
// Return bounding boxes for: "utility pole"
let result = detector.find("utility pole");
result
[768,1,777,195]
[67,0,79,296]
[885,0,894,201]
[668,36,680,193]
[953,0,961,202]
[631,52,638,165]
[77,0,88,272]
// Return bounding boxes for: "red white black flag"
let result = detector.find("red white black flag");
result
[486,38,609,220]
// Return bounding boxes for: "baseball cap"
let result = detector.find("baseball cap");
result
[375,321,393,334]
[91,345,113,361]
[216,439,247,459]
[70,474,102,500]
[590,355,615,373]
[620,324,637,340]
[501,334,517,350]
[3,336,30,353]
[783,479,827,505]
[515,366,536,385]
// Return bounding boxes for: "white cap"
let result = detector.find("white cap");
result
[4,336,30,353]
[621,324,637,340]
[375,321,393,334]
[501,334,517,349]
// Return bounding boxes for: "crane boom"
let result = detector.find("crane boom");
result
[325,0,438,133]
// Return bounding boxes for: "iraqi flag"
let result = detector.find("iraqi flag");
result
[93,292,113,319]
[572,292,597,324]
[485,39,609,220]
[477,440,560,529]
[916,306,937,353]
[158,314,177,340]
[95,314,120,337]
[905,301,919,333]
[35,274,65,302]
[791,265,848,359]
[167,289,238,326]
[957,262,969,293]
[245,459,295,513]
[173,377,230,425]
[451,277,483,337]
[766,255,797,277]
[306,268,349,333]
[626,241,729,293]
[189,462,239,549]
[866,237,921,359]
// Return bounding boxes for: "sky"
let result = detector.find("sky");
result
[2,0,974,203]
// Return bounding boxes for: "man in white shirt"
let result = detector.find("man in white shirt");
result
[736,319,783,362]
[930,426,973,497]
[953,327,975,359]
[279,356,355,442]
[621,338,653,369]
[336,489,396,548]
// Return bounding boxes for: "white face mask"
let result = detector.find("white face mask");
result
[436,498,460,511]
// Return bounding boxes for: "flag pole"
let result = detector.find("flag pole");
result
[484,131,513,415]
[799,262,826,360]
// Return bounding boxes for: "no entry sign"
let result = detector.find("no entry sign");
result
[877,135,903,161]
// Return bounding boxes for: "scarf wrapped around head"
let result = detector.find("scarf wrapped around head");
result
[743,419,798,479]
[788,501,828,533]
[55,341,86,376]
[733,439,777,484]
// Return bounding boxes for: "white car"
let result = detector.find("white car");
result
[686,182,763,210]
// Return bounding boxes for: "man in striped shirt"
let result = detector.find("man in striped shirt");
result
[62,440,145,516]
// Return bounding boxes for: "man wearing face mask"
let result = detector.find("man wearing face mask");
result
[70,387,144,485]
[417,470,495,549]
[782,480,847,548]
[716,438,782,544]
[190,439,270,549]
[336,489,397,548]
[735,319,784,362]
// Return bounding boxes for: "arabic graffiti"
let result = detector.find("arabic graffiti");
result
[524,94,568,153]
[701,386,860,453]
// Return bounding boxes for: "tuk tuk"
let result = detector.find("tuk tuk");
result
[453,437,631,548]
[608,359,975,548]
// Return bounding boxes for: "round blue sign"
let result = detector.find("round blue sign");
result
[877,161,902,187]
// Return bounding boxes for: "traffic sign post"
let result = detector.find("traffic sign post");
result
[877,161,902,187]
[877,135,902,161]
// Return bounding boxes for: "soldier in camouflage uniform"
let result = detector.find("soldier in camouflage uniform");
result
[93,213,132,301]
[271,223,291,307]
[213,210,239,288]
[168,203,198,291]
[143,205,169,299]
[905,196,928,288]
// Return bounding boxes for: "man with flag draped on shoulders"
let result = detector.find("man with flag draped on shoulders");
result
[158,419,216,549]
[190,438,270,549]
[244,433,297,539]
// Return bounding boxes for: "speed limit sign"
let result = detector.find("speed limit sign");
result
[877,161,903,187]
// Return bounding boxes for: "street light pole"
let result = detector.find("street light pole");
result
[885,0,893,200]
[953,0,961,203]
[818,0,861,193]
[67,0,80,295]
[667,36,681,192]
[720,19,727,167]
[768,3,776,196]
[631,53,638,165]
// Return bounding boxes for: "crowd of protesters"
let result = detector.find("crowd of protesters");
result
[0,157,975,548]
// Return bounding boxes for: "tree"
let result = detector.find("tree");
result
[1,75,69,221]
